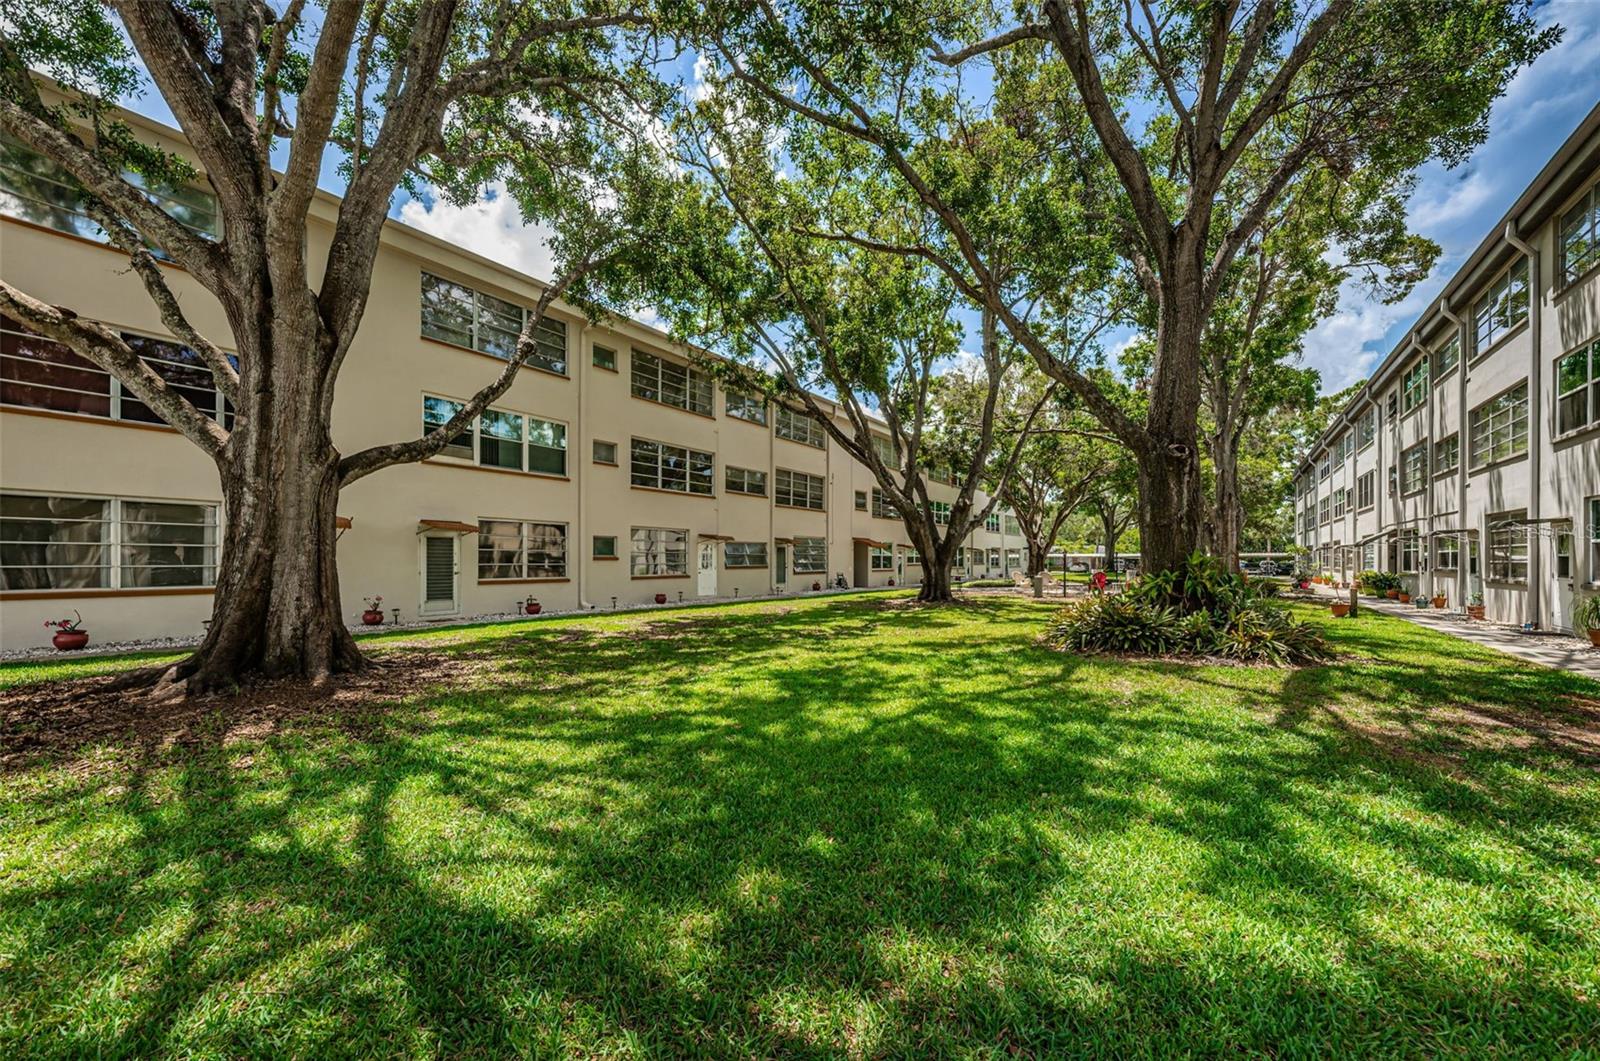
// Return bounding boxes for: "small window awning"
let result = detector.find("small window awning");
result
[334,516,353,530]
[698,532,735,541]
[853,536,892,549]
[773,536,795,544]
[417,519,479,534]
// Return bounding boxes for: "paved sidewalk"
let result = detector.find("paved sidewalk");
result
[1315,587,1600,679]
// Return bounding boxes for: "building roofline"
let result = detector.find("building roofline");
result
[1296,100,1600,475]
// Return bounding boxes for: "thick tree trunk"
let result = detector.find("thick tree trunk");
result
[1138,269,1207,576]
[906,520,957,603]
[1025,539,1049,578]
[154,293,365,694]
[1100,508,1119,573]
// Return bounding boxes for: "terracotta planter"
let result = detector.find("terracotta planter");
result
[654,593,668,605]
[1467,604,1485,620]
[1330,602,1350,618]
[52,629,89,651]
[886,578,895,586]
[1386,589,1400,599]
[525,601,542,615]
[361,610,384,626]
[1398,593,1410,603]
[1587,628,1600,648]
[1431,596,1446,609]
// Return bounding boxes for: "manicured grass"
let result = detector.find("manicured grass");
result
[2,595,1597,1056]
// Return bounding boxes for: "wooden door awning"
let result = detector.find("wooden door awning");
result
[698,532,735,541]
[853,536,892,549]
[418,519,479,534]
[334,516,353,530]
[773,536,795,544]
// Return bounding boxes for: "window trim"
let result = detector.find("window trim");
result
[593,439,618,466]
[629,526,690,578]
[774,404,827,449]
[1486,511,1530,585]
[629,436,716,496]
[1558,182,1600,290]
[1469,256,1530,362]
[723,541,770,569]
[476,518,569,583]
[725,465,768,497]
[774,467,826,511]
[1553,338,1600,441]
[629,348,714,418]
[419,271,569,377]
[1467,379,1530,472]
[422,394,570,479]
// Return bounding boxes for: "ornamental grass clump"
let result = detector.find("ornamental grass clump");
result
[1045,553,1331,666]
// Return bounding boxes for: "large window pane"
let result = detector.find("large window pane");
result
[1,316,111,416]
[479,409,523,470]
[526,417,567,475]
[0,493,110,589]
[120,500,216,587]
[631,527,687,575]
[422,396,474,460]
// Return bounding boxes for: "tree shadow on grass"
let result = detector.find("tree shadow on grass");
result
[2,598,1597,1056]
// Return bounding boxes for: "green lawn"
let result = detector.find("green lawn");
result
[2,595,1597,1057]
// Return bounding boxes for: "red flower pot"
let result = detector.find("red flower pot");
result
[525,602,542,615]
[52,629,89,651]
[812,581,822,591]
[1330,602,1350,618]
[1431,596,1446,609]
[1587,628,1600,648]
[654,593,667,605]
[361,610,385,626]
[1398,593,1410,603]
[1467,605,1486,620]
[1386,589,1400,599]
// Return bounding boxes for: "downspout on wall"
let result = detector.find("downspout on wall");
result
[1438,297,1471,612]
[1505,221,1541,626]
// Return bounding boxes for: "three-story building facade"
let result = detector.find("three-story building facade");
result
[1294,103,1600,633]
[0,105,1032,648]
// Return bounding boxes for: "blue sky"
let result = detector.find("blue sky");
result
[111,2,1600,395]
[1298,0,1600,393]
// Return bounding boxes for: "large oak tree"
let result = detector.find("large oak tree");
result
[0,1,687,691]
[687,0,1555,580]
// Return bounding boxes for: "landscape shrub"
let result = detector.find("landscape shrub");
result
[1358,569,1402,595]
[1045,553,1331,665]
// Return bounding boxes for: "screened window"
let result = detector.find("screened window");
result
[775,469,824,510]
[1,492,217,590]
[2,317,232,426]
[774,405,826,448]
[1006,549,1022,570]
[725,392,768,424]
[1435,535,1460,571]
[1401,358,1429,414]
[420,272,567,374]
[932,500,950,526]
[1433,434,1459,477]
[1555,339,1599,436]
[725,466,767,496]
[1399,531,1419,573]
[1472,257,1529,354]
[1319,497,1330,524]
[631,350,712,416]
[1400,441,1428,494]
[854,490,867,511]
[421,397,566,475]
[593,535,617,559]
[985,512,1000,533]
[1004,514,1021,536]
[1560,183,1599,285]
[0,132,220,247]
[593,440,617,465]
[478,520,566,580]
[1358,408,1377,449]
[1589,497,1600,577]
[1468,382,1529,468]
[631,438,714,495]
[905,549,922,566]
[593,344,617,371]
[631,527,688,576]
[869,546,893,571]
[871,488,896,520]
[792,536,826,573]
[1488,514,1529,583]
[1434,335,1460,378]
[1318,457,1331,481]
[1332,489,1346,519]
[724,542,768,568]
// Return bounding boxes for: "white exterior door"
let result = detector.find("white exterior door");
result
[697,540,718,597]
[1552,527,1575,632]
[419,533,459,616]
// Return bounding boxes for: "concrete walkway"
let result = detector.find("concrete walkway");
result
[1314,587,1600,679]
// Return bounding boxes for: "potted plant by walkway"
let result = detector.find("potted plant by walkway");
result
[654,592,668,605]
[1577,595,1600,648]
[361,595,385,625]
[1466,592,1486,621]
[1398,589,1411,604]
[44,611,89,651]
[1330,600,1351,618]
[1431,592,1447,609]
[524,595,542,615]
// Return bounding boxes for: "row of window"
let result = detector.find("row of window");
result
[476,524,846,579]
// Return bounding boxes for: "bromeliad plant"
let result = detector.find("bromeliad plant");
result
[43,612,85,633]
[1045,553,1331,666]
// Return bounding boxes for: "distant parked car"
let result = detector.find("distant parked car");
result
[1259,560,1280,576]
[1240,560,1258,573]
[1067,560,1090,573]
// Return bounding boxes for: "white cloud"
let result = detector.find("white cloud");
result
[397,181,558,281]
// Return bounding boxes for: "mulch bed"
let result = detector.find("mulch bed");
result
[0,652,475,773]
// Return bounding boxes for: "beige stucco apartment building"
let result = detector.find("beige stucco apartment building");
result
[0,109,1031,650]
[1295,102,1600,634]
